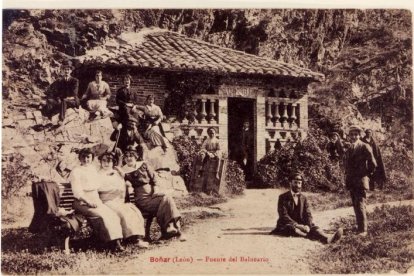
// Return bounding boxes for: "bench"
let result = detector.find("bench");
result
[58,183,155,254]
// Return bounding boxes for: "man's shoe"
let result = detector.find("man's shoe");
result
[327,228,343,244]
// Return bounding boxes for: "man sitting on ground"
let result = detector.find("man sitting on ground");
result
[270,173,343,244]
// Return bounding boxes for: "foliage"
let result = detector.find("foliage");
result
[171,135,201,188]
[225,160,246,196]
[175,193,227,210]
[2,153,35,199]
[164,73,219,120]
[310,205,414,274]
[256,132,344,192]
[172,135,246,196]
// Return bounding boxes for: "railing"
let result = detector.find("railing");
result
[170,94,221,143]
[265,98,300,129]
[264,97,304,152]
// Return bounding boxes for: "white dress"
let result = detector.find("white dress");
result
[70,165,123,242]
[97,169,146,238]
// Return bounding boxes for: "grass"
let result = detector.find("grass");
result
[175,192,227,210]
[307,183,413,212]
[1,192,227,275]
[309,204,414,274]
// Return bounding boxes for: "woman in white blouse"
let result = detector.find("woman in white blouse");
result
[81,70,113,119]
[70,148,124,252]
[97,152,149,248]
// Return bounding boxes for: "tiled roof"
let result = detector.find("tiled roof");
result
[80,29,324,82]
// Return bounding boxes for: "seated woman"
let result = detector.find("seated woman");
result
[134,95,169,152]
[121,146,182,239]
[70,148,124,252]
[97,152,149,248]
[81,70,113,119]
[197,127,221,178]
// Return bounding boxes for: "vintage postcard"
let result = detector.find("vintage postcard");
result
[2,1,413,275]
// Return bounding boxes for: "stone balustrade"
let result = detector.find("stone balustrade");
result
[264,97,305,152]
[171,94,221,144]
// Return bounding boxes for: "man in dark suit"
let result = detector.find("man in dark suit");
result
[361,129,386,191]
[270,173,343,244]
[345,126,377,236]
[43,60,79,122]
[240,121,254,181]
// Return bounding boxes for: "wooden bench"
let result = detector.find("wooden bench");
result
[58,183,155,254]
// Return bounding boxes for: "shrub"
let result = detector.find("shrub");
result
[172,135,246,196]
[256,132,344,192]
[171,135,201,188]
[2,153,35,199]
[225,160,246,196]
[310,205,414,274]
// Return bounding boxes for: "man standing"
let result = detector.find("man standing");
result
[116,74,140,125]
[241,121,254,181]
[43,60,79,122]
[270,173,343,244]
[361,129,386,190]
[344,126,377,236]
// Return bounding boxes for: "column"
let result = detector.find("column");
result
[200,99,207,124]
[192,99,199,123]
[256,96,266,161]
[209,99,217,124]
[281,102,288,129]
[274,103,281,128]
[218,98,228,156]
[266,101,273,126]
[290,103,297,128]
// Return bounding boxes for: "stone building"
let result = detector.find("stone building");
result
[76,28,324,174]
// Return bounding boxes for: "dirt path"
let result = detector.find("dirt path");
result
[107,189,414,274]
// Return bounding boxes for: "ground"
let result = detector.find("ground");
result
[105,189,414,274]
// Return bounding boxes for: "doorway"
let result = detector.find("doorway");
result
[227,97,255,182]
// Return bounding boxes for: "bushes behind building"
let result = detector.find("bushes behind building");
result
[256,132,344,192]
[172,135,246,196]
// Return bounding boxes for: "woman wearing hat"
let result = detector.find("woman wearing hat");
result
[70,148,124,252]
[121,146,182,239]
[97,152,149,248]
[135,95,169,152]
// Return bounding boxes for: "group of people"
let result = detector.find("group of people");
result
[272,125,383,243]
[326,128,386,191]
[43,61,182,252]
[44,61,383,250]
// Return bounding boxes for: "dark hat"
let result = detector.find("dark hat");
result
[98,151,117,162]
[349,125,363,134]
[291,172,304,181]
[365,129,373,134]
[78,147,95,160]
[124,145,140,159]
[61,60,73,69]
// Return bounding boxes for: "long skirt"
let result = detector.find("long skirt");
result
[104,200,146,238]
[73,200,123,242]
[145,125,168,148]
[134,186,181,231]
